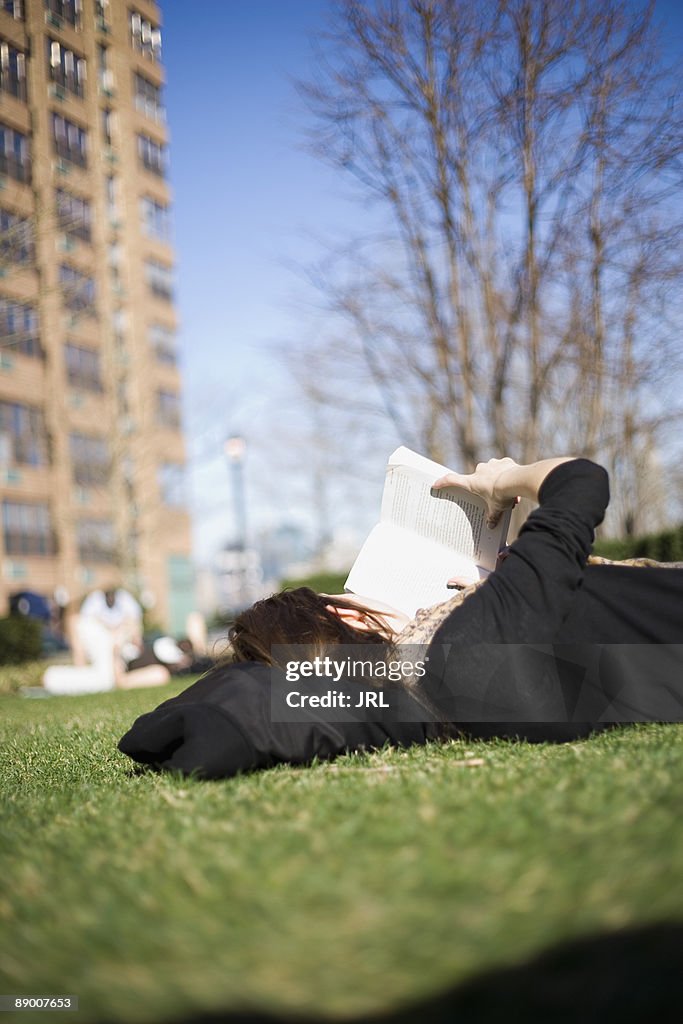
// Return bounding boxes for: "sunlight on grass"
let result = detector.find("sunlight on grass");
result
[0,687,681,1022]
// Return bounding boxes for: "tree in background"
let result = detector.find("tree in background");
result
[294,0,683,534]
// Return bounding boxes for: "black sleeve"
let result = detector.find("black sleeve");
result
[118,662,443,779]
[433,458,609,645]
[420,459,613,735]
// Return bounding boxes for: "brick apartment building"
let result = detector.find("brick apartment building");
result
[0,0,193,632]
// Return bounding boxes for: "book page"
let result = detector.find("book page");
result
[345,523,481,619]
[507,495,536,542]
[387,446,451,478]
[344,446,511,618]
[380,463,505,569]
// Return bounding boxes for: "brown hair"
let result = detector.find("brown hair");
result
[228,586,451,729]
[228,587,393,667]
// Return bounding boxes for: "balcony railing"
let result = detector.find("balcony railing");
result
[66,368,103,392]
[72,463,110,487]
[0,74,27,102]
[3,531,58,556]
[49,68,85,99]
[77,544,116,564]
[53,140,87,169]
[0,153,31,184]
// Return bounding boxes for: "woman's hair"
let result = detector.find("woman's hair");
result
[228,587,393,667]
[228,586,451,731]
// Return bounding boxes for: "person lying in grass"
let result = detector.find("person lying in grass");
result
[119,457,683,778]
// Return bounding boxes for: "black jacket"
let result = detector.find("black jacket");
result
[420,459,683,734]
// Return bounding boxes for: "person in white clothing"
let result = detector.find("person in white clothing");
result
[79,588,143,644]
[43,587,168,696]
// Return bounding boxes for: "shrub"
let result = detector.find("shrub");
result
[279,570,350,595]
[0,614,43,665]
[0,660,47,694]
[593,523,683,562]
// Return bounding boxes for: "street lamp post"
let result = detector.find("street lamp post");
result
[224,435,248,609]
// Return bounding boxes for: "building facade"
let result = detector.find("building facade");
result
[0,0,192,632]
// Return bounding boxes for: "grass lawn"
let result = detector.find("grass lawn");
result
[0,678,681,1023]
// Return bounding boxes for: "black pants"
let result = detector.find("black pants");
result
[424,642,683,742]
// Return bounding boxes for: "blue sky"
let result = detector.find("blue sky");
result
[161,0,683,564]
[164,0,337,386]
[163,0,372,562]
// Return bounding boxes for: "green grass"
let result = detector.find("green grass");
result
[0,682,681,1023]
[0,660,53,695]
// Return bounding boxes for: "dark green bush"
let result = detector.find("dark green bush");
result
[0,615,43,665]
[279,570,350,595]
[593,523,683,562]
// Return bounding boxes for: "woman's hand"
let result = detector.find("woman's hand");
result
[433,457,521,529]
[433,455,576,529]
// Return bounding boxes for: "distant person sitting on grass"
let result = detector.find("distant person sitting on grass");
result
[76,586,143,659]
[43,587,168,695]
[118,456,683,779]
[40,589,212,696]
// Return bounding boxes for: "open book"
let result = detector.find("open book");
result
[344,447,511,619]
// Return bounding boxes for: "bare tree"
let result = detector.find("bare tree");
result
[292,0,683,533]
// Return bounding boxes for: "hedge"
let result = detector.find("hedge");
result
[278,570,350,595]
[593,523,683,562]
[0,615,43,665]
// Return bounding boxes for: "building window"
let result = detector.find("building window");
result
[2,2,23,20]
[129,9,161,62]
[0,207,33,264]
[0,401,48,466]
[133,71,164,123]
[107,240,121,287]
[69,432,109,487]
[0,41,27,100]
[97,43,113,92]
[158,463,187,507]
[51,113,87,168]
[55,188,91,242]
[156,389,181,430]
[145,258,173,301]
[149,322,176,365]
[105,174,118,219]
[47,38,86,98]
[137,133,166,177]
[0,298,40,358]
[101,106,114,146]
[0,122,30,182]
[116,377,129,415]
[64,343,102,391]
[59,263,96,313]
[111,307,126,348]
[2,501,56,556]
[76,517,116,563]
[108,240,121,268]
[94,0,108,29]
[140,196,171,242]
[45,0,81,30]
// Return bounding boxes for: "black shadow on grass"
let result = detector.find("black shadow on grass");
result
[108,921,682,1024]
